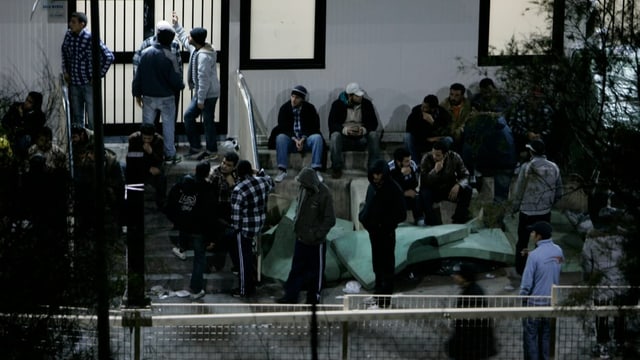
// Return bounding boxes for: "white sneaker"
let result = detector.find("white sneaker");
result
[190,289,205,300]
[367,304,380,310]
[315,171,323,182]
[274,170,287,183]
[504,284,516,291]
[172,247,187,260]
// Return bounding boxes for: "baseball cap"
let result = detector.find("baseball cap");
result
[345,82,364,96]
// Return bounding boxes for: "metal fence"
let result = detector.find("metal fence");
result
[29,286,639,359]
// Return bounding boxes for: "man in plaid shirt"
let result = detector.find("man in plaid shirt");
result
[61,12,114,130]
[230,160,274,298]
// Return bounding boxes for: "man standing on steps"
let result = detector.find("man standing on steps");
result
[132,21,184,164]
[277,167,335,304]
[230,160,274,298]
[173,12,220,161]
[358,159,406,308]
[511,139,563,277]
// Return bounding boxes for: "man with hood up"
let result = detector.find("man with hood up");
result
[358,159,406,308]
[277,167,336,304]
[173,12,221,161]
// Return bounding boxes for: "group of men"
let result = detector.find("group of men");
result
[63,11,220,165]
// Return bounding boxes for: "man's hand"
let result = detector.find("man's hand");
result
[404,189,417,198]
[433,160,444,173]
[135,96,143,108]
[448,183,460,201]
[197,103,205,110]
[149,166,161,176]
[294,138,304,152]
[422,112,434,124]
[142,142,153,154]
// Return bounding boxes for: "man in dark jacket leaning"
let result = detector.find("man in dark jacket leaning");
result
[359,159,406,308]
[277,167,336,304]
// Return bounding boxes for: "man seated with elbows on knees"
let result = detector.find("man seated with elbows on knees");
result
[328,82,381,179]
[270,85,324,183]
[419,138,472,225]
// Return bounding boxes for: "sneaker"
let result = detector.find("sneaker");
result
[598,344,610,359]
[231,288,255,298]
[190,289,205,300]
[366,304,380,310]
[164,155,182,164]
[274,170,288,183]
[503,284,516,291]
[416,219,425,226]
[315,171,323,182]
[196,152,219,161]
[172,247,187,260]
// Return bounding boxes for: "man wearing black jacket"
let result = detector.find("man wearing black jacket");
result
[269,85,324,183]
[359,159,406,308]
[328,82,381,179]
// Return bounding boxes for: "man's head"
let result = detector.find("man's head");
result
[236,159,253,178]
[71,125,87,145]
[35,126,53,151]
[345,82,364,105]
[421,94,439,113]
[140,123,155,144]
[195,161,211,180]
[393,147,411,167]
[526,139,546,156]
[431,138,450,162]
[189,27,207,47]
[220,151,239,175]
[528,221,552,242]
[156,21,176,46]
[368,159,388,188]
[290,85,307,107]
[24,92,43,112]
[448,83,466,106]
[69,12,87,34]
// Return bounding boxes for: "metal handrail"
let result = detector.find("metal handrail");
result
[236,70,261,169]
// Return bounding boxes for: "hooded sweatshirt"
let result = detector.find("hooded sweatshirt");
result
[293,167,336,245]
[358,159,406,231]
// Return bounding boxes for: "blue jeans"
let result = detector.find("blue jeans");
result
[184,97,218,153]
[275,133,324,170]
[522,317,551,360]
[492,169,513,204]
[69,83,94,129]
[403,132,429,164]
[186,232,206,293]
[142,95,177,157]
[330,131,380,171]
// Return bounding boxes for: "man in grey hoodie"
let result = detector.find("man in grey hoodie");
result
[173,12,220,160]
[277,168,335,304]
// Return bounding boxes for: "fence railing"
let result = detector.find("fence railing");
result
[11,286,637,359]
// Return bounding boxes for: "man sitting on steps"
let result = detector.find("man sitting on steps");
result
[328,82,381,179]
[268,85,324,183]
